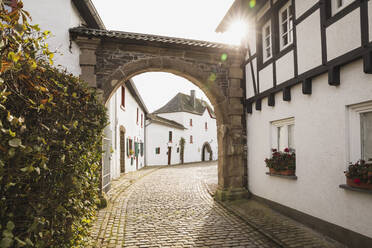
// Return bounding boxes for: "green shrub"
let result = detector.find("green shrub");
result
[0,2,107,247]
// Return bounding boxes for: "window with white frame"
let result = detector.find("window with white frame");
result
[331,0,354,15]
[262,21,272,62]
[348,102,372,163]
[279,1,293,50]
[271,117,295,152]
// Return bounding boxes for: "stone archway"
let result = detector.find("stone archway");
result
[71,27,248,201]
[201,142,213,161]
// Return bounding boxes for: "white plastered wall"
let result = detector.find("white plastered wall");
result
[105,85,146,179]
[295,0,318,18]
[245,58,257,98]
[276,51,294,84]
[247,59,372,238]
[326,8,361,61]
[259,63,274,92]
[23,0,84,76]
[296,10,322,74]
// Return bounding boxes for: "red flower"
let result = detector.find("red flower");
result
[284,148,290,153]
[272,148,277,152]
[354,178,361,184]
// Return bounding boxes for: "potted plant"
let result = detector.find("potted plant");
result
[344,160,372,190]
[265,148,296,176]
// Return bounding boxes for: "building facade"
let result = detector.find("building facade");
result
[218,0,372,246]
[104,81,148,184]
[146,90,218,166]
[22,0,104,76]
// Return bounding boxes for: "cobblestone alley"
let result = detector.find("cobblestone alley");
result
[88,162,343,248]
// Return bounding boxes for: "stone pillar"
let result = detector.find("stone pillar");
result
[215,62,250,201]
[75,36,101,88]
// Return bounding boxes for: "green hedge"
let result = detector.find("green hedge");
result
[0,3,107,247]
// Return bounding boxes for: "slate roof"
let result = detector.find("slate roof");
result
[126,80,149,114]
[153,93,216,119]
[69,27,240,50]
[147,114,186,130]
[71,0,105,29]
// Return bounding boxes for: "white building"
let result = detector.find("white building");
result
[146,90,217,166]
[105,81,148,183]
[217,0,372,246]
[21,0,105,76]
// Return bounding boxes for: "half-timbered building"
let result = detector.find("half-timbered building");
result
[217,0,372,246]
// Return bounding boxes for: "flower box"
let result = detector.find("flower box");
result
[346,178,372,190]
[265,148,296,176]
[269,168,295,176]
[344,160,372,190]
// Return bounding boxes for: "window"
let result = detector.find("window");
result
[177,147,180,153]
[271,118,295,152]
[190,119,193,126]
[348,102,372,162]
[279,2,293,50]
[169,131,173,142]
[141,114,143,128]
[136,108,139,124]
[121,86,125,108]
[205,122,208,131]
[331,0,354,15]
[190,135,193,144]
[262,20,272,62]
[155,147,160,154]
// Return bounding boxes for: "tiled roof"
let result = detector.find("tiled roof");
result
[69,27,240,50]
[153,93,216,119]
[147,114,186,130]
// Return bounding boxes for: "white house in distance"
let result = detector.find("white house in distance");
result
[146,90,217,166]
[217,0,372,247]
[104,80,148,186]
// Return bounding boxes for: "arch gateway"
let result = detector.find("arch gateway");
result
[70,27,248,200]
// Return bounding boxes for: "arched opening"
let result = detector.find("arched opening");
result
[201,142,213,161]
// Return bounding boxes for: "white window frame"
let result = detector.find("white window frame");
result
[270,117,295,152]
[347,101,372,163]
[279,1,293,50]
[262,20,272,62]
[331,0,354,16]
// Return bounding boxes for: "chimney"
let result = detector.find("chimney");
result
[190,90,196,108]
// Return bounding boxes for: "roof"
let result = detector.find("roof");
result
[153,92,216,119]
[71,0,105,29]
[126,80,149,114]
[146,114,186,130]
[215,0,267,33]
[69,27,240,51]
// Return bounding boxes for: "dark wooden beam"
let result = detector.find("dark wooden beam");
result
[363,51,372,74]
[302,78,312,95]
[255,99,262,111]
[283,87,291,101]
[328,66,340,85]
[247,102,253,114]
[268,93,275,106]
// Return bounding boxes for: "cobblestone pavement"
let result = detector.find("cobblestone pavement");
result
[89,162,343,248]
[89,162,278,247]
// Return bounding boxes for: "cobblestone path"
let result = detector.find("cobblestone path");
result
[89,162,279,247]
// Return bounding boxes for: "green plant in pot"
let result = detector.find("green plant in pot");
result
[265,148,296,176]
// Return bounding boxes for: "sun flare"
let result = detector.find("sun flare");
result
[222,18,249,46]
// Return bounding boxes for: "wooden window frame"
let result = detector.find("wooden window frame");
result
[121,86,125,109]
[190,135,193,144]
[205,122,208,131]
[169,131,173,143]
[262,20,272,62]
[136,108,139,125]
[279,1,293,51]
[155,147,160,154]
[141,114,143,128]
[190,119,193,127]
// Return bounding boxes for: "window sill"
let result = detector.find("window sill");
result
[339,184,372,195]
[265,172,298,180]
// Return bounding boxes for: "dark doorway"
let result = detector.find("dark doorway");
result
[201,142,213,161]
[168,147,172,165]
[120,130,125,173]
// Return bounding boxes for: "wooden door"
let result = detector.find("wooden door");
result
[168,147,172,165]
[120,130,125,173]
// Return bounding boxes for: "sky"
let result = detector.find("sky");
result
[91,0,237,112]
